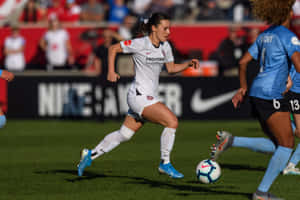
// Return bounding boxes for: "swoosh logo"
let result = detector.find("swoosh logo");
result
[191,89,237,113]
[201,165,212,168]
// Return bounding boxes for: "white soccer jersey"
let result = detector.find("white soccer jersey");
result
[120,36,174,96]
[4,36,25,71]
[44,29,69,66]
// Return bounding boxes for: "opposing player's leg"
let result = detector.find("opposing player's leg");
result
[77,115,143,176]
[0,108,6,128]
[211,131,276,160]
[142,102,184,179]
[255,112,293,198]
[283,113,300,175]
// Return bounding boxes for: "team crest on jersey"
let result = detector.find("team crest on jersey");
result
[124,40,132,46]
[147,96,154,100]
[291,37,300,45]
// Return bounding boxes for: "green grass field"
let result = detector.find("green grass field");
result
[1,120,300,200]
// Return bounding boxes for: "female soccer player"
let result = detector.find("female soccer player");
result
[0,69,14,128]
[77,12,199,178]
[211,0,300,199]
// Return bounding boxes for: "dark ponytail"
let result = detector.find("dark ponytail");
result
[136,12,170,36]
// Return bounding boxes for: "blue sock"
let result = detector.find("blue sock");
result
[289,143,300,166]
[232,137,276,153]
[0,115,6,128]
[258,146,293,192]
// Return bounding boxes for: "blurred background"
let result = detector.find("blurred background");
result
[1,0,300,120]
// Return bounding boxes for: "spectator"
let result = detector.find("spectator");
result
[40,18,74,70]
[118,14,136,40]
[245,27,260,87]
[197,0,225,21]
[80,0,105,22]
[84,29,123,76]
[216,26,247,76]
[146,0,174,16]
[231,0,252,22]
[4,26,26,72]
[60,0,81,23]
[130,0,152,17]
[19,0,43,24]
[46,0,65,21]
[107,0,129,24]
[293,0,300,18]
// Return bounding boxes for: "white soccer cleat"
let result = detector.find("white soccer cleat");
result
[282,166,300,175]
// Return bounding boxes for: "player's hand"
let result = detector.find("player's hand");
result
[1,70,14,82]
[107,71,120,82]
[232,88,247,109]
[188,59,200,70]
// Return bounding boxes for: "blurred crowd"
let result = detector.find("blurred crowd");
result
[17,0,254,25]
[3,0,300,77]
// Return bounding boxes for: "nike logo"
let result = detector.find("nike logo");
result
[201,165,212,168]
[191,89,237,113]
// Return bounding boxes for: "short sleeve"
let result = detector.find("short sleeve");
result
[163,42,174,63]
[283,35,300,58]
[120,38,140,54]
[248,39,259,60]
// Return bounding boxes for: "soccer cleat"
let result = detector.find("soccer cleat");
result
[210,131,233,160]
[282,166,300,175]
[252,191,284,200]
[77,149,92,176]
[158,162,184,179]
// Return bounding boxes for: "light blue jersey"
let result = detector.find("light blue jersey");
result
[249,25,300,100]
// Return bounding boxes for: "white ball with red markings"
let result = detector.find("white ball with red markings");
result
[196,159,221,184]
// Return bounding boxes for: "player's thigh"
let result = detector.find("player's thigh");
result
[123,115,144,132]
[266,112,294,148]
[293,114,300,138]
[142,102,178,128]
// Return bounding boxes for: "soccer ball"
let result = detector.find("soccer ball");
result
[196,159,221,184]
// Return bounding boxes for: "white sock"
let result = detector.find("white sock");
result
[160,127,176,164]
[287,162,296,169]
[91,126,135,160]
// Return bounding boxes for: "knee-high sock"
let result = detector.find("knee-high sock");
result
[91,126,135,160]
[289,143,300,166]
[258,146,292,192]
[160,127,176,164]
[233,137,276,153]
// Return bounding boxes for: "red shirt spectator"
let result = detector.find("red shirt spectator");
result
[47,0,65,20]
[59,0,81,22]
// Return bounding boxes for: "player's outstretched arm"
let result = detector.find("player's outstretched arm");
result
[0,70,14,82]
[107,43,122,82]
[165,59,200,74]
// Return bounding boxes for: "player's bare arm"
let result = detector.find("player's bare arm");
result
[107,43,122,82]
[165,59,200,74]
[0,70,14,82]
[291,51,300,73]
[232,52,252,108]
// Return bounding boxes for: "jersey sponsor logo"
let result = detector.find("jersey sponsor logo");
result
[191,89,237,113]
[146,52,151,55]
[291,37,300,45]
[146,57,165,64]
[124,40,132,46]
